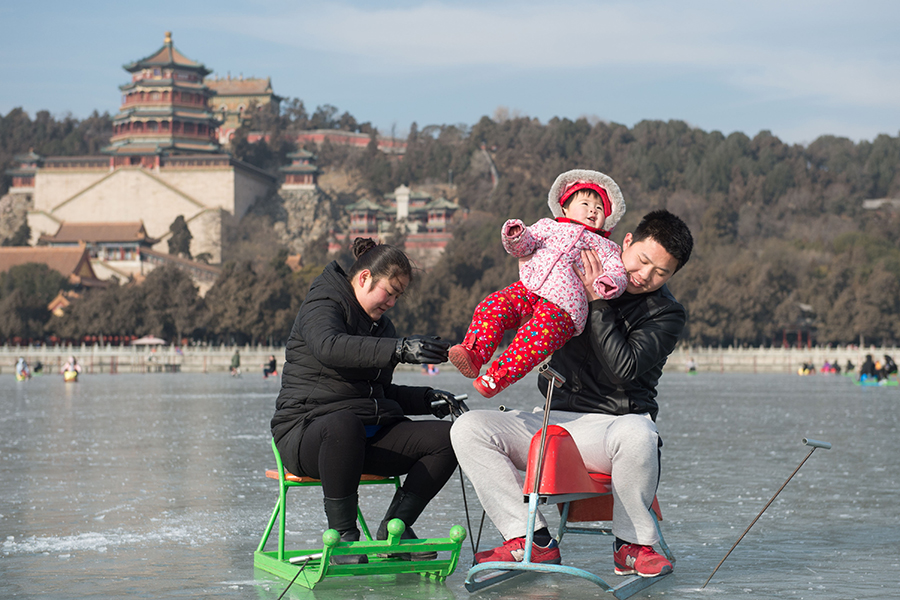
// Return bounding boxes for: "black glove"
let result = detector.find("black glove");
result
[393,335,450,364]
[425,389,469,419]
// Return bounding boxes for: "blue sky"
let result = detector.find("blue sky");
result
[3,0,899,145]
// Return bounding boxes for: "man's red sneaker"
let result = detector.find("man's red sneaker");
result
[613,543,673,577]
[474,537,561,564]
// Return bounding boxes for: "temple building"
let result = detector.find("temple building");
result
[339,185,462,268]
[279,149,320,189]
[0,246,103,289]
[206,75,282,145]
[35,221,221,295]
[106,31,220,158]
[6,150,41,194]
[16,32,276,275]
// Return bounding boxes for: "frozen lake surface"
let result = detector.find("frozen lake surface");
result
[2,368,898,599]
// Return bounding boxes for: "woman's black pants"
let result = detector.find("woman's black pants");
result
[296,411,457,501]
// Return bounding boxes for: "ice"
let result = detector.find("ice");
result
[1,371,898,599]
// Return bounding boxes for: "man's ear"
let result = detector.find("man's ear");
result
[622,232,633,249]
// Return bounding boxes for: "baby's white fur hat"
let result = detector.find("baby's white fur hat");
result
[547,169,626,232]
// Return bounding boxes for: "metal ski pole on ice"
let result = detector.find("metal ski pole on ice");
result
[701,437,832,588]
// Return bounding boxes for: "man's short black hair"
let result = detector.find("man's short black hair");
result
[631,210,693,272]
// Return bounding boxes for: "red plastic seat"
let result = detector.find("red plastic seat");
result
[522,424,662,521]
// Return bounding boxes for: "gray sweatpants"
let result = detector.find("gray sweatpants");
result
[450,408,661,545]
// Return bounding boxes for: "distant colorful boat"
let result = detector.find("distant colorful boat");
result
[856,376,898,387]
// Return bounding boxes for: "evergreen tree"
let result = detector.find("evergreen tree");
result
[167,215,192,258]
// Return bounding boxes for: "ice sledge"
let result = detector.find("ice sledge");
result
[254,438,467,589]
[464,365,674,598]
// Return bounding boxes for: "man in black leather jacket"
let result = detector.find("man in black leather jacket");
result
[451,210,693,576]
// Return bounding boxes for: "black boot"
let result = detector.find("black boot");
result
[323,495,368,565]
[376,488,437,561]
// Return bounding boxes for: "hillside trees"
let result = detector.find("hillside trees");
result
[203,250,315,345]
[0,263,69,342]
[0,108,112,195]
[3,102,900,346]
[51,266,203,342]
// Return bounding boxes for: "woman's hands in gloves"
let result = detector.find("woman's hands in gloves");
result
[425,389,469,419]
[394,336,450,364]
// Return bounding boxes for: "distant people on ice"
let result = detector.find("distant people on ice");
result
[61,356,82,382]
[263,355,278,378]
[859,354,878,382]
[16,357,31,381]
[230,349,241,377]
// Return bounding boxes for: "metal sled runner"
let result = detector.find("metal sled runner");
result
[254,439,467,589]
[464,365,674,598]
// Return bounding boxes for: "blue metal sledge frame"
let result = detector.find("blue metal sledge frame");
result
[464,364,675,598]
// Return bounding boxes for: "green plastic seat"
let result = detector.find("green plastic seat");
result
[254,438,467,588]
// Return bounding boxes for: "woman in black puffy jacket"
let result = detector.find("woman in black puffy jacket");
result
[271,237,460,563]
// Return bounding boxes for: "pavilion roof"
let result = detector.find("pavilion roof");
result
[280,164,319,174]
[40,222,158,245]
[425,197,461,210]
[119,79,208,92]
[0,246,101,285]
[113,106,218,120]
[123,32,211,76]
[287,149,316,160]
[13,150,42,164]
[205,77,275,96]
[345,198,384,212]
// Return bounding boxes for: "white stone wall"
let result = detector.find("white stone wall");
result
[90,258,142,282]
[25,164,273,268]
[33,169,204,241]
[33,171,110,212]
[156,168,235,212]
[25,212,62,245]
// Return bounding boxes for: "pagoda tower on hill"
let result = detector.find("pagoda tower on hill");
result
[104,31,221,162]
[17,32,277,272]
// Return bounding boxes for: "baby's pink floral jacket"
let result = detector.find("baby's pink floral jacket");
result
[502,218,627,335]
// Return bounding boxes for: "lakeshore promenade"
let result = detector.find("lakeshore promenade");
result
[3,343,898,375]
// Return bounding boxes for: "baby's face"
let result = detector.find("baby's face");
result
[562,191,607,229]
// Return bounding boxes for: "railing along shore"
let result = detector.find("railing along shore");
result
[671,345,899,374]
[3,343,898,376]
[1,344,284,375]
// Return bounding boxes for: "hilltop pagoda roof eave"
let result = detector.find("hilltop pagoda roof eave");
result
[119,79,209,93]
[112,107,220,121]
[122,33,211,77]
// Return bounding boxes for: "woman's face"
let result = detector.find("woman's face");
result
[353,270,410,320]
